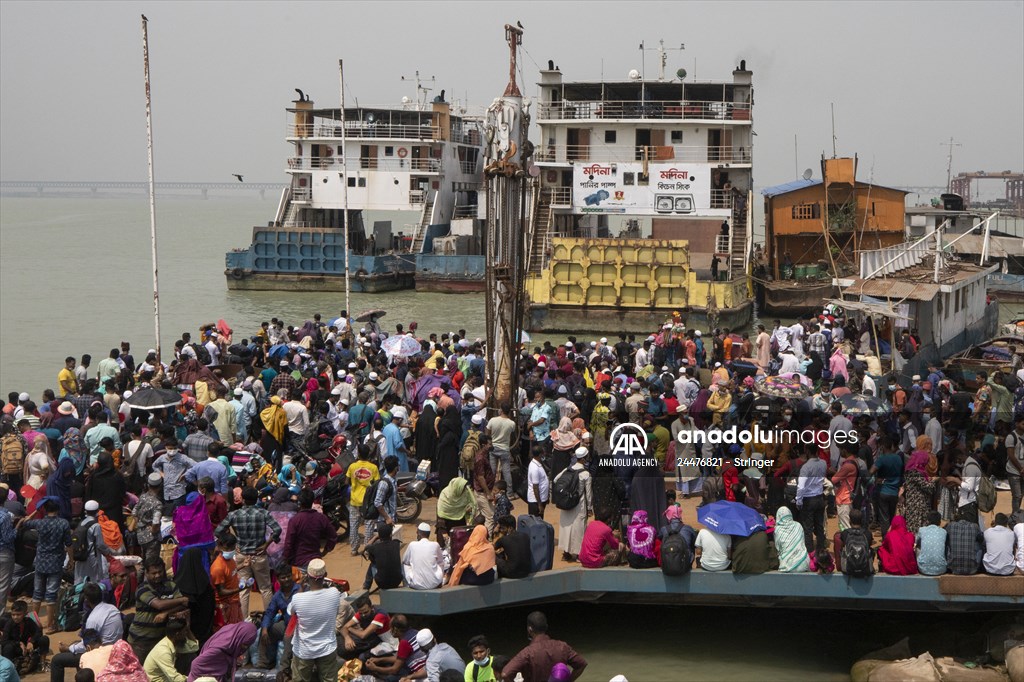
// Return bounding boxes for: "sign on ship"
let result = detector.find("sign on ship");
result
[572,162,716,216]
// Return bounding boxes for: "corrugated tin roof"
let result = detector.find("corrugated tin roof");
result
[945,235,1024,258]
[761,179,821,197]
[841,278,940,301]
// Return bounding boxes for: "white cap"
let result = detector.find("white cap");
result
[695,330,702,337]
[678,367,687,374]
[147,348,157,355]
[661,366,669,371]
[123,390,133,398]
[337,370,346,378]
[610,676,629,682]
[331,386,343,396]
[417,522,431,533]
[471,413,485,425]
[600,337,608,344]
[573,446,589,459]
[368,371,379,380]
[84,500,100,512]
[912,375,921,381]
[348,362,357,369]
[715,362,722,368]
[538,362,546,368]
[391,406,408,420]
[17,392,29,402]
[306,558,327,578]
[279,360,289,367]
[557,385,568,395]
[590,341,597,348]
[234,387,243,396]
[340,398,350,406]
[415,629,434,648]
[565,342,573,348]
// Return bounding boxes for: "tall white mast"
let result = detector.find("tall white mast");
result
[339,60,351,317]
[141,15,161,360]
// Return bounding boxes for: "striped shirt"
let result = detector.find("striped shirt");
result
[288,588,342,659]
[129,580,183,646]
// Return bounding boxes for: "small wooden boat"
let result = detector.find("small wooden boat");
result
[944,336,1022,389]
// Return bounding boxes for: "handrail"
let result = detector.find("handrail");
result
[537,99,752,121]
[287,157,442,173]
[534,145,751,164]
[288,123,443,140]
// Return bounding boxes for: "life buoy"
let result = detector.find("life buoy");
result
[230,268,244,280]
[324,147,334,157]
[397,147,408,159]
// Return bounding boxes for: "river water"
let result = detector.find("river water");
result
[0,193,1008,678]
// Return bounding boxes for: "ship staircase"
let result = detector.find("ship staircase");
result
[409,193,435,254]
[527,187,554,275]
[730,191,750,275]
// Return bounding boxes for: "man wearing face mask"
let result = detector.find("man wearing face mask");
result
[464,635,498,681]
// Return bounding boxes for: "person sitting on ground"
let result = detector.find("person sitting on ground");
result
[774,506,810,573]
[982,513,1016,576]
[915,511,948,576]
[449,525,497,587]
[362,522,403,591]
[625,510,658,569]
[340,595,390,658]
[493,516,533,580]
[143,618,199,682]
[402,522,445,590]
[694,523,732,572]
[50,582,123,681]
[731,528,779,575]
[578,510,626,568]
[878,515,918,575]
[838,509,875,576]
[362,614,426,681]
[1,600,50,675]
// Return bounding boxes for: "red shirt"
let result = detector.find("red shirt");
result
[579,520,617,568]
[206,494,228,527]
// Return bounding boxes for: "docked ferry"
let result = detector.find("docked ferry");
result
[225,86,485,293]
[524,58,755,333]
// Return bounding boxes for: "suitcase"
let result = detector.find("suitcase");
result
[449,525,472,566]
[517,514,554,573]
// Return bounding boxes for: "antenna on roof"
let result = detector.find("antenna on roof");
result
[830,103,838,158]
[941,137,962,193]
[400,71,435,110]
[803,168,813,181]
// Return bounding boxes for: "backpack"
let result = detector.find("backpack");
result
[56,580,86,632]
[974,463,996,513]
[842,528,872,578]
[190,342,212,365]
[660,529,692,576]
[71,517,96,562]
[460,431,481,472]
[550,467,582,511]
[1,434,23,475]
[360,478,392,521]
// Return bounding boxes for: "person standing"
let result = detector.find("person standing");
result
[151,441,195,515]
[795,448,827,554]
[870,435,904,537]
[134,473,165,564]
[831,446,859,532]
[58,357,79,398]
[73,501,115,585]
[471,435,497,534]
[527,446,550,518]
[283,489,337,570]
[383,406,410,473]
[486,403,516,492]
[287,558,341,682]
[1005,415,1024,514]
[0,504,16,619]
[18,499,71,634]
[210,534,244,627]
[557,448,592,563]
[503,611,587,682]
[215,487,282,618]
[346,444,379,556]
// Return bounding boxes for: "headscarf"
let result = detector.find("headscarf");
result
[906,450,932,480]
[175,547,215,643]
[590,394,610,438]
[878,515,918,575]
[278,463,302,495]
[106,559,131,609]
[97,510,124,551]
[187,621,258,682]
[260,396,288,444]
[60,427,87,476]
[448,525,496,586]
[25,434,55,482]
[915,435,933,453]
[217,455,236,483]
[97,640,148,682]
[664,505,681,522]
[626,510,656,560]
[774,506,810,572]
[173,493,215,549]
[551,416,581,451]
[48,457,76,520]
[436,477,476,522]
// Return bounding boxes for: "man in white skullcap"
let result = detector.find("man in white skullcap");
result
[74,501,116,585]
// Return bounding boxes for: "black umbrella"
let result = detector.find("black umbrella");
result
[124,387,183,410]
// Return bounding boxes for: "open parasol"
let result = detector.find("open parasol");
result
[697,500,766,537]
[123,387,183,410]
[355,309,386,322]
[519,330,532,343]
[381,334,422,358]
[837,393,891,417]
[754,375,812,399]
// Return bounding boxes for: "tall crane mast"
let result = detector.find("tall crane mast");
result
[483,22,533,408]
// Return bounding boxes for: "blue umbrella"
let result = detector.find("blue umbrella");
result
[697,500,766,537]
[267,343,289,360]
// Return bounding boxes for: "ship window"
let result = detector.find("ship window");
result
[605,130,616,143]
[358,178,366,187]
[624,173,635,186]
[955,289,962,312]
[792,203,820,220]
[638,172,649,186]
[348,177,356,187]
[384,146,394,156]
[871,201,876,216]
[671,130,683,143]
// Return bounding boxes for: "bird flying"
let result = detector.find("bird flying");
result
[232,174,244,182]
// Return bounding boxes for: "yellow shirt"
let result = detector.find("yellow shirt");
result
[58,367,78,396]
[346,460,380,507]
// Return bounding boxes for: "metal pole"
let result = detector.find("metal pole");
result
[141,15,161,361]
[339,59,351,317]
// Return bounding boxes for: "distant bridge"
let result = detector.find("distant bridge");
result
[0,180,285,199]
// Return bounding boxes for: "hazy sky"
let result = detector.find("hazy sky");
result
[2,1,1021,192]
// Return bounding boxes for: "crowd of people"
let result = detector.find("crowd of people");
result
[0,307,1022,681]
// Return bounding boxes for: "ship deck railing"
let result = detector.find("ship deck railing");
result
[537,99,752,122]
[287,157,442,173]
[543,187,733,210]
[535,144,752,165]
[288,123,444,141]
[452,204,478,218]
